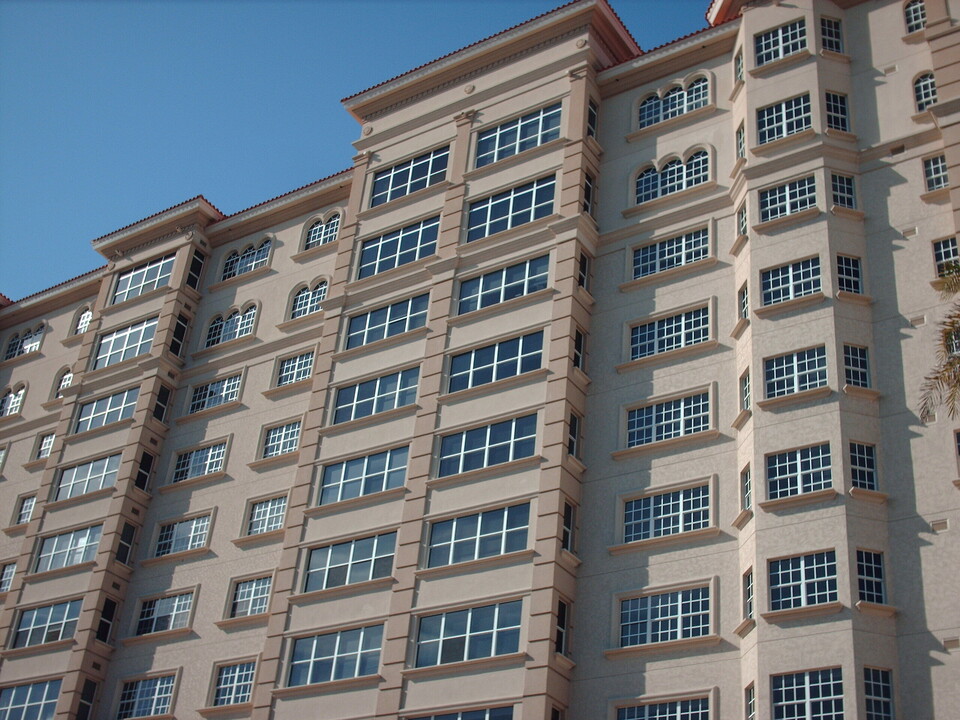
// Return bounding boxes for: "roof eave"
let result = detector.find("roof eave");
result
[91,196,225,258]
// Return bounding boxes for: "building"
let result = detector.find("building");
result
[0,0,958,717]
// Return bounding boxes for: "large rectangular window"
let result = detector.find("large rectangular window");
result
[831,173,856,209]
[427,503,529,567]
[35,525,102,572]
[837,255,863,293]
[618,699,709,720]
[13,598,82,647]
[820,17,844,52]
[155,515,209,557]
[288,625,383,686]
[172,442,226,483]
[458,255,549,314]
[438,414,537,477]
[769,550,837,610]
[633,228,709,279]
[766,443,831,499]
[189,374,241,414]
[627,392,710,448]
[764,346,827,398]
[755,19,807,66]
[319,446,408,505]
[214,661,255,707]
[759,176,816,222]
[448,331,543,393]
[346,293,429,349]
[467,175,555,242]
[262,421,301,457]
[0,680,62,720]
[476,103,561,167]
[304,532,396,592]
[772,668,843,719]
[333,368,418,424]
[757,94,811,144]
[371,146,449,206]
[117,675,175,719]
[113,254,175,304]
[843,345,870,388]
[358,216,439,279]
[277,352,314,386]
[620,586,710,646]
[231,576,271,618]
[136,592,193,635]
[415,600,522,667]
[630,307,709,360]
[74,388,139,433]
[55,454,121,500]
[624,485,709,543]
[93,317,158,369]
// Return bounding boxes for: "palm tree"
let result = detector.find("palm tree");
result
[919,267,960,421]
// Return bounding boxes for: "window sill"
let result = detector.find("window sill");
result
[24,560,97,583]
[276,310,325,333]
[759,488,837,512]
[761,601,843,622]
[757,385,831,410]
[60,334,85,348]
[40,397,63,412]
[911,109,936,124]
[438,368,550,403]
[730,232,748,256]
[215,613,269,631]
[320,404,418,436]
[197,702,254,718]
[729,78,744,102]
[729,156,746,181]
[0,638,75,659]
[730,316,749,340]
[753,207,820,234]
[291,240,338,264]
[733,618,756,638]
[263,378,313,398]
[625,104,717,143]
[22,457,48,471]
[819,48,851,64]
[275,674,382,699]
[207,264,272,293]
[842,385,880,401]
[619,257,718,293]
[615,340,718,374]
[288,576,395,605]
[903,28,926,44]
[3,523,27,537]
[731,408,751,431]
[836,291,873,306]
[920,187,951,203]
[248,451,299,472]
[605,634,721,659]
[849,487,888,504]
[140,547,210,568]
[65,416,137,444]
[553,651,576,671]
[175,401,243,425]
[158,471,228,494]
[231,528,284,548]
[612,429,720,460]
[360,179,453,220]
[191,333,256,361]
[331,326,430,362]
[748,49,812,77]
[428,455,544,489]
[44,486,116,511]
[402,652,527,680]
[0,350,40,369]
[824,128,857,143]
[750,128,816,157]
[623,181,718,217]
[416,549,537,579]
[855,600,898,618]
[305,486,407,518]
[732,508,753,530]
[830,205,865,221]
[608,527,720,555]
[122,626,192,647]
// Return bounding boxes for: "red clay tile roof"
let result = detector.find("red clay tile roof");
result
[600,14,737,72]
[11,264,107,304]
[223,167,352,219]
[90,194,226,245]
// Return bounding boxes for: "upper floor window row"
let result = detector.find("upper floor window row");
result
[476,102,561,167]
[757,94,811,145]
[633,227,709,280]
[755,19,807,67]
[457,254,549,315]
[637,77,708,129]
[636,151,709,205]
[222,239,271,281]
[358,216,439,279]
[905,0,927,33]
[346,293,429,349]
[371,146,449,207]
[93,316,158,370]
[4,324,45,360]
[333,367,419,424]
[75,387,139,433]
[448,331,543,393]
[438,413,537,478]
[304,213,340,250]
[206,306,257,348]
[627,391,710,448]
[112,253,175,304]
[467,175,555,242]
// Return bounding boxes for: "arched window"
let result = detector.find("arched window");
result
[914,73,938,112]
[206,306,257,348]
[636,167,660,204]
[638,95,661,129]
[0,386,25,417]
[304,214,340,250]
[905,0,927,33]
[290,282,328,319]
[55,369,74,398]
[222,239,272,281]
[75,309,93,335]
[4,324,44,360]
[636,77,710,129]
[661,87,685,120]
[686,78,709,111]
[635,150,710,205]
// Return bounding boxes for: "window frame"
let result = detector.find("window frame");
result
[34,523,103,573]
[370,145,449,207]
[632,227,710,280]
[914,73,938,112]
[260,419,302,459]
[116,673,177,720]
[345,293,430,349]
[763,346,828,399]
[188,373,242,415]
[221,238,272,282]
[211,659,257,708]
[276,350,314,387]
[289,280,328,320]
[625,390,711,449]
[758,175,817,223]
[134,589,195,636]
[357,216,440,280]
[318,445,409,506]
[629,303,711,362]
[446,330,544,394]
[12,597,83,648]
[171,440,228,484]
[229,574,273,619]
[302,212,341,251]
[302,531,397,593]
[332,367,419,424]
[204,304,257,349]
[635,149,710,205]
[766,442,832,500]
[771,668,843,720]
[287,624,383,687]
[756,93,812,145]
[153,513,212,558]
[475,102,562,168]
[414,599,523,668]
[754,18,807,67]
[924,154,949,192]
[619,583,712,647]
[437,413,538,478]
[111,253,176,305]
[426,502,530,569]
[457,254,549,315]
[466,175,556,242]
[246,495,288,536]
[905,0,927,34]
[622,480,711,544]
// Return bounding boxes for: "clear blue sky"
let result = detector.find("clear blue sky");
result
[0,0,708,301]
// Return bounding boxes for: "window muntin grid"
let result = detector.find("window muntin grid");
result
[136,592,193,635]
[14,598,81,647]
[333,368,418,424]
[624,485,709,543]
[772,668,843,720]
[448,331,543,393]
[850,442,878,490]
[633,228,709,279]
[587,100,598,138]
[277,352,313,386]
[358,218,441,280]
[769,550,838,610]
[934,237,958,276]
[0,387,24,417]
[205,306,256,348]
[0,563,15,592]
[15,496,34,526]
[759,176,816,222]
[36,432,55,459]
[75,309,93,334]
[567,411,582,458]
[617,698,709,720]
[371,146,449,206]
[247,496,287,535]
[635,151,709,204]
[415,600,521,667]
[112,254,175,304]
[761,258,821,306]
[630,307,709,361]
[304,213,340,250]
[831,174,856,209]
[626,392,710,448]
[288,625,383,686]
[222,239,271,281]
[738,283,750,320]
[467,175,555,242]
[411,708,513,720]
[924,155,949,191]
[427,503,529,568]
[35,525,101,572]
[820,17,843,52]
[735,51,744,82]
[583,173,595,215]
[346,293,429,349]
[744,570,755,620]
[825,92,849,131]
[843,345,870,388]
[476,103,561,167]
[637,77,709,129]
[155,515,210,557]
[186,249,206,290]
[117,675,175,719]
[458,255,549,314]
[738,204,748,236]
[837,255,863,293]
[766,443,832,499]
[914,73,938,112]
[262,421,301,458]
[905,0,927,33]
[857,550,886,604]
[755,19,807,66]
[736,123,745,159]
[438,414,537,477]
[231,576,272,617]
[56,370,73,397]
[757,94,811,144]
[290,282,327,319]
[319,446,408,505]
[214,662,256,707]
[93,317,158,370]
[4,324,44,360]
[746,685,757,720]
[0,680,62,720]
[573,329,586,370]
[304,531,396,592]
[189,374,241,414]
[864,668,894,720]
[620,586,710,646]
[172,442,226,483]
[764,346,827,398]
[741,371,751,410]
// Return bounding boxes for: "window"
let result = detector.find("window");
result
[205,306,256,348]
[556,599,570,655]
[576,252,590,291]
[635,151,709,204]
[458,255,548,314]
[857,550,886,604]
[476,103,561,167]
[740,370,751,411]
[319,446,408,505]
[172,442,226,483]
[924,155,949,191]
[618,698,709,720]
[843,345,870,388]
[288,625,383,685]
[0,563,15,592]
[13,598,82,647]
[583,173,596,216]
[415,600,521,667]
[117,675,175,719]
[764,347,827,399]
[77,680,97,720]
[864,668,894,720]
[4,324,44,360]
[837,255,863,294]
[745,685,757,720]
[771,668,843,719]
[213,661,255,707]
[277,352,314,386]
[769,550,838,610]
[914,73,938,112]
[734,51,744,82]
[561,502,576,552]
[934,237,958,276]
[305,213,340,250]
[627,392,710,448]
[334,368,418,424]
[304,531,396,592]
[438,413,537,477]
[850,442,878,490]
[587,100,599,138]
[247,496,287,535]
[155,515,210,557]
[820,17,843,52]
[767,443,832,499]
[467,175,555,242]
[759,176,816,222]
[188,374,241,415]
[630,306,709,361]
[15,496,35,525]
[761,258,821,307]
[448,331,543,393]
[738,203,748,237]
[222,239,271,281]
[290,281,327,319]
[168,314,190,358]
[75,309,93,334]
[573,329,586,371]
[186,249,206,290]
[112,254,175,304]
[35,525,102,572]
[757,94,811,144]
[116,523,136,566]
[620,586,710,646]
[624,485,709,543]
[0,386,24,417]
[633,228,709,279]
[905,0,927,33]
[56,369,73,398]
[637,77,709,128]
[135,452,155,491]
[152,385,172,423]
[0,680,62,720]
[346,293,429,349]
[755,19,807,66]
[427,503,529,568]
[358,216,439,279]
[231,576,272,617]
[262,421,301,457]
[825,92,850,132]
[136,592,193,635]
[743,570,755,620]
[567,412,582,458]
[371,146,449,206]
[36,432,55,459]
[831,174,856,209]
[736,123,745,159]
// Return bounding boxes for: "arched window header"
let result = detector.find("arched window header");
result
[637,75,710,129]
[304,212,342,251]
[635,148,711,205]
[222,238,272,281]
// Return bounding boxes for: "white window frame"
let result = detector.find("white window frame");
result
[448,331,543,393]
[630,306,709,361]
[924,154,949,191]
[825,91,850,132]
[476,102,561,167]
[188,375,241,414]
[172,442,227,483]
[247,496,287,536]
[831,173,857,209]
[467,175,555,242]
[154,515,210,557]
[837,255,863,294]
[92,317,158,370]
[769,550,838,610]
[415,600,522,667]
[333,368,419,424]
[914,73,938,112]
[635,151,709,204]
[437,414,538,477]
[763,346,827,398]
[288,625,383,686]
[230,575,272,618]
[864,667,894,719]
[934,237,958,277]
[205,306,256,348]
[112,254,175,304]
[820,16,844,53]
[357,216,439,279]
[905,0,927,33]
[620,585,711,646]
[318,446,409,505]
[756,94,811,145]
[766,443,832,499]
[290,281,327,319]
[843,344,871,388]
[13,597,82,647]
[277,351,314,386]
[771,669,843,719]
[371,146,449,207]
[850,441,878,490]
[262,420,301,458]
[754,19,807,66]
[304,213,340,250]
[303,531,396,592]
[632,228,709,279]
[623,484,710,543]
[759,176,817,223]
[637,77,710,129]
[346,293,429,349]
[135,591,193,635]
[54,454,121,500]
[426,503,529,568]
[457,255,549,314]
[35,524,102,572]
[626,391,710,448]
[857,549,886,604]
[0,680,62,719]
[117,675,176,719]
[213,660,256,707]
[221,239,271,281]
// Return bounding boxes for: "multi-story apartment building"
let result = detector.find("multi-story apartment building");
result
[0,0,957,718]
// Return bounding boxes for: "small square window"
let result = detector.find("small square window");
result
[831,174,856,209]
[820,17,843,53]
[843,344,871,388]
[262,420,301,458]
[213,660,256,707]
[247,496,287,536]
[934,237,959,277]
[837,255,863,294]
[924,155,949,192]
[230,576,272,618]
